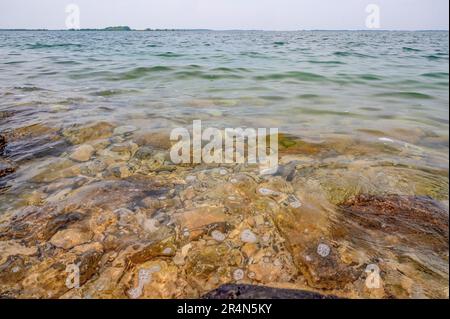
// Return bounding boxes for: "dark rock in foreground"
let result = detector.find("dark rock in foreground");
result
[338,194,449,252]
[0,134,6,155]
[0,159,15,178]
[202,284,339,299]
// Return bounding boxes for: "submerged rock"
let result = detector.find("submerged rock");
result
[0,158,15,178]
[0,134,6,155]
[338,194,449,253]
[203,284,339,299]
[70,144,95,162]
[63,122,114,145]
[50,228,93,250]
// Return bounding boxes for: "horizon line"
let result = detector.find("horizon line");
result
[0,28,449,32]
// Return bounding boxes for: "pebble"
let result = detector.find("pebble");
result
[233,269,245,281]
[185,175,197,183]
[317,243,331,258]
[70,144,95,162]
[113,125,137,136]
[211,230,226,242]
[258,188,279,196]
[240,229,258,243]
[219,169,228,176]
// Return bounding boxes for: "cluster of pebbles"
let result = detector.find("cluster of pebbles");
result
[0,121,448,299]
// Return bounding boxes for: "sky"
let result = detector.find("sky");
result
[0,0,448,30]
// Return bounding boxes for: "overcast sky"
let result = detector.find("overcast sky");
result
[0,0,448,30]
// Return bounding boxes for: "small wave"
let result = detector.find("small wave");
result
[403,47,422,52]
[13,86,44,92]
[255,71,326,82]
[27,43,83,49]
[111,66,173,81]
[421,72,449,79]
[359,74,382,81]
[333,51,374,58]
[308,60,345,65]
[424,55,448,61]
[91,89,139,97]
[175,70,243,80]
[155,52,184,58]
[374,92,434,100]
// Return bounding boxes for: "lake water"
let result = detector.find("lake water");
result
[0,31,448,299]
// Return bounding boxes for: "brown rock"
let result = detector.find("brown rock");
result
[0,158,15,178]
[63,122,114,145]
[50,228,93,250]
[174,206,229,240]
[70,144,95,162]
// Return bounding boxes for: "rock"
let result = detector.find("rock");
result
[233,269,245,281]
[113,125,137,136]
[70,145,95,162]
[174,207,229,240]
[0,134,6,155]
[128,240,177,265]
[38,212,85,241]
[0,158,15,178]
[134,146,155,160]
[211,230,226,242]
[63,122,114,145]
[338,194,449,253]
[240,229,258,243]
[202,284,339,299]
[258,188,280,196]
[75,249,103,285]
[0,241,38,265]
[317,243,331,258]
[50,228,93,250]
[248,262,284,283]
[133,131,172,150]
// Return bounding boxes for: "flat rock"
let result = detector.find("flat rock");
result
[203,284,339,299]
[175,207,229,240]
[70,144,95,162]
[50,228,93,250]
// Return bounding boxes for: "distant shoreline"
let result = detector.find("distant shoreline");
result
[0,28,448,32]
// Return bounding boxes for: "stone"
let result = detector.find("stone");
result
[211,230,226,242]
[258,188,280,196]
[174,207,229,240]
[0,134,6,155]
[70,145,95,162]
[203,284,339,299]
[63,122,114,145]
[317,244,331,258]
[133,131,172,150]
[0,158,15,178]
[240,229,258,244]
[113,125,137,136]
[134,146,154,160]
[50,228,93,250]
[233,269,245,281]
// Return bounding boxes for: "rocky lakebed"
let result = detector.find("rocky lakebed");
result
[0,118,448,299]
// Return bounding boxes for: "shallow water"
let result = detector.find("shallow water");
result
[0,31,448,299]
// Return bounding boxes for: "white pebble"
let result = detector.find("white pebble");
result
[258,188,279,196]
[186,175,197,183]
[240,229,258,243]
[219,169,228,175]
[233,269,245,281]
[317,243,331,258]
[211,230,226,242]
